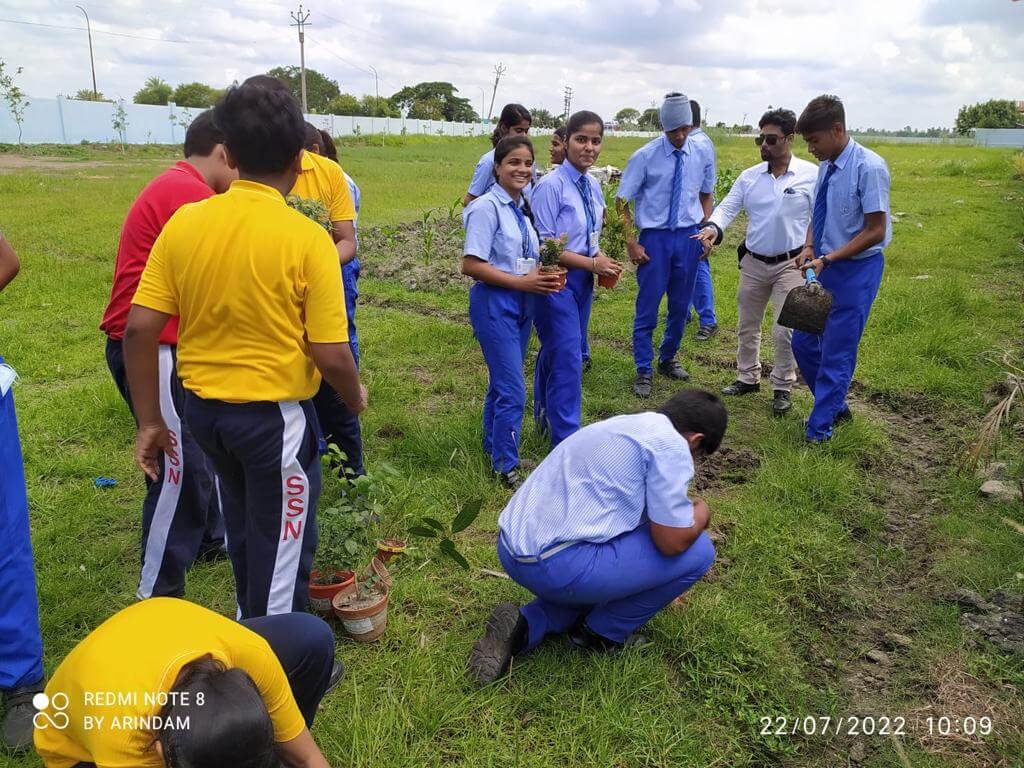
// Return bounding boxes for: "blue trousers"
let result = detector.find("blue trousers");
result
[633,227,701,373]
[0,360,43,691]
[499,526,714,647]
[312,260,364,477]
[691,258,717,327]
[106,339,225,599]
[533,272,587,447]
[470,283,533,473]
[792,253,884,440]
[185,394,322,619]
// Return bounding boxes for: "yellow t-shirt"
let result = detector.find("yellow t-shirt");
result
[132,179,348,403]
[290,150,356,222]
[34,598,306,768]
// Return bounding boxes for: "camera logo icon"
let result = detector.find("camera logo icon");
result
[32,692,70,731]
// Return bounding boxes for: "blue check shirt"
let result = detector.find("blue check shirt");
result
[498,412,696,558]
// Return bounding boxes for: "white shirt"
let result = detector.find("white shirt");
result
[498,413,695,558]
[708,156,818,256]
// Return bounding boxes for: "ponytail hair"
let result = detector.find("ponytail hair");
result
[566,110,604,140]
[491,103,531,147]
[318,129,339,163]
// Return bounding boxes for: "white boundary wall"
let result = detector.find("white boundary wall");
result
[973,129,1024,148]
[0,96,561,145]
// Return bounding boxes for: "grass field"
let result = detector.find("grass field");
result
[1,134,1022,768]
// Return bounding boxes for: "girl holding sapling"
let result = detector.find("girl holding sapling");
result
[530,111,622,447]
[464,103,535,206]
[461,136,563,489]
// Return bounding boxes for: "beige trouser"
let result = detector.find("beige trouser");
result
[736,255,805,392]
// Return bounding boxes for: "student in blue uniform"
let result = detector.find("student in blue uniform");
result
[792,94,891,443]
[0,231,44,752]
[462,137,563,489]
[464,104,533,206]
[686,100,719,341]
[617,93,715,399]
[467,388,725,686]
[531,111,622,446]
[548,126,566,168]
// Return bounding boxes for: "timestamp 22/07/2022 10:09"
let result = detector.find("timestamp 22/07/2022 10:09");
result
[758,714,994,738]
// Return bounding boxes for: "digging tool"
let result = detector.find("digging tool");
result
[778,266,833,334]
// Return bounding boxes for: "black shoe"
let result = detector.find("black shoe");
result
[632,373,653,398]
[695,325,718,341]
[582,358,592,373]
[833,407,853,426]
[496,468,524,491]
[772,390,792,416]
[567,620,649,653]
[468,603,528,687]
[325,660,345,695]
[2,683,43,752]
[721,380,760,396]
[656,359,690,381]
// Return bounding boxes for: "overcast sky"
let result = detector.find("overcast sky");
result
[2,0,1022,129]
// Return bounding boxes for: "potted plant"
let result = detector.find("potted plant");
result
[598,185,628,289]
[308,446,388,615]
[374,537,407,564]
[540,234,568,291]
[332,557,392,643]
[286,195,333,232]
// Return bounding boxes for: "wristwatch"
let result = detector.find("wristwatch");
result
[820,254,832,269]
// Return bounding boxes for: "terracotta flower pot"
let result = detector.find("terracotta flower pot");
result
[598,271,621,289]
[375,538,407,564]
[308,570,355,615]
[541,265,567,291]
[332,578,390,643]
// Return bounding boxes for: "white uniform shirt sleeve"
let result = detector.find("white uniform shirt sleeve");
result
[644,442,695,528]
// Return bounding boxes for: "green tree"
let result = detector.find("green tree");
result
[954,99,1021,135]
[389,82,476,122]
[267,66,341,113]
[73,89,109,102]
[134,76,172,106]
[615,107,640,126]
[639,107,660,130]
[171,82,220,108]
[326,93,362,115]
[529,107,557,128]
[0,60,30,144]
[360,94,398,118]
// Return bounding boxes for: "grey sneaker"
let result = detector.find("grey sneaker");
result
[468,603,527,687]
[695,325,718,341]
[2,683,43,752]
[632,373,653,398]
[657,359,690,380]
[772,390,792,416]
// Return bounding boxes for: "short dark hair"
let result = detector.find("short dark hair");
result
[759,108,797,136]
[689,100,701,128]
[318,129,338,162]
[242,74,291,94]
[214,83,305,175]
[183,110,224,158]
[156,655,278,768]
[658,389,728,455]
[566,110,604,139]
[553,126,566,141]
[304,122,322,150]
[796,94,845,134]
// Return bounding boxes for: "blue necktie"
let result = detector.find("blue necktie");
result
[812,162,837,256]
[508,201,535,260]
[575,175,596,254]
[666,148,683,229]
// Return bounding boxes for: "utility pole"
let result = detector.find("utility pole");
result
[479,87,485,123]
[562,86,573,122]
[486,62,506,122]
[75,5,97,99]
[369,65,383,147]
[290,4,311,112]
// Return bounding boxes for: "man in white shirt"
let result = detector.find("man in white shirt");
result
[695,108,818,415]
[466,389,725,687]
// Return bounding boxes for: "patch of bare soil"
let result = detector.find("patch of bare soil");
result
[791,394,1024,767]
[360,218,469,293]
[693,445,761,492]
[0,154,106,172]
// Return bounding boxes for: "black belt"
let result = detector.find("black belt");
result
[745,245,803,265]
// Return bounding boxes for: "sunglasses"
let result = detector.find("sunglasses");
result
[755,134,786,146]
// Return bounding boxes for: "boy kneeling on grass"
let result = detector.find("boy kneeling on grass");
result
[125,82,365,620]
[468,389,725,686]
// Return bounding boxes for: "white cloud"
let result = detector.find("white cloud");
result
[1,0,1022,129]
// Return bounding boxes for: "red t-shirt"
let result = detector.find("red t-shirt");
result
[100,161,213,345]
